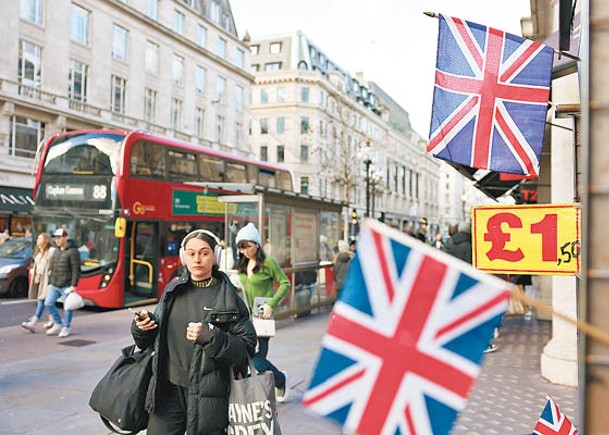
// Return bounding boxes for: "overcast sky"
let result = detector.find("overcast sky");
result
[230,0,532,137]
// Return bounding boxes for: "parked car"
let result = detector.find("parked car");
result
[0,238,34,298]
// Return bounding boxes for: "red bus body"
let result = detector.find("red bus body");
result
[32,130,294,308]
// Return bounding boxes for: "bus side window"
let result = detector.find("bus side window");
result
[131,141,165,178]
[198,155,223,182]
[225,161,248,183]
[277,171,293,191]
[168,149,197,182]
[258,169,276,188]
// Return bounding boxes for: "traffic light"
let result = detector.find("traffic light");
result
[420,217,428,226]
[351,209,358,225]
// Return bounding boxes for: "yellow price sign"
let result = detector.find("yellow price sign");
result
[472,203,581,275]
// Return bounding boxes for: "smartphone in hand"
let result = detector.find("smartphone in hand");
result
[128,308,146,320]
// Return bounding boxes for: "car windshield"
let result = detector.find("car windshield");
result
[0,239,33,259]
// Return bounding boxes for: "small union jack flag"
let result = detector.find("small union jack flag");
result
[427,15,554,176]
[533,397,579,435]
[302,220,511,434]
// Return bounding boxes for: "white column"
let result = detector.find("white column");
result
[540,73,579,386]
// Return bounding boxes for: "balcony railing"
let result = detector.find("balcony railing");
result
[0,79,194,142]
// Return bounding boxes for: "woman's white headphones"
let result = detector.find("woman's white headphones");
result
[179,229,222,266]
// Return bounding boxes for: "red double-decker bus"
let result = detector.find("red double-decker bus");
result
[32,130,295,308]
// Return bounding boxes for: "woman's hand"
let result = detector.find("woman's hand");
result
[187,322,204,342]
[134,310,157,331]
[260,303,273,319]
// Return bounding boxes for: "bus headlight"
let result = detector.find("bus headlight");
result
[100,273,112,288]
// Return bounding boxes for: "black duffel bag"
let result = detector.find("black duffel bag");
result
[89,344,154,434]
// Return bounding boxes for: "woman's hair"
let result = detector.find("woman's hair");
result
[34,233,52,256]
[236,240,266,274]
[181,231,220,275]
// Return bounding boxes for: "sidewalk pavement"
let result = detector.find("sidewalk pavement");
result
[0,308,577,434]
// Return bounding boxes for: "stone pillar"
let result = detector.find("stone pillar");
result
[540,73,579,386]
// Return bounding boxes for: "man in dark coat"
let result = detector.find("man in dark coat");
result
[443,222,472,264]
[44,228,80,338]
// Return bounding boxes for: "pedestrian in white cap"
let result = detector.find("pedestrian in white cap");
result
[235,223,290,402]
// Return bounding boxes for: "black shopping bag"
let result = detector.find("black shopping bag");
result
[228,359,282,435]
[89,344,153,434]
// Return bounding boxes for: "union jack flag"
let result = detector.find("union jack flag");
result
[427,15,554,176]
[533,397,579,435]
[302,220,511,434]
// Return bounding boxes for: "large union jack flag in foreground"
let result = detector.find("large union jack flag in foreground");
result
[302,220,511,434]
[533,397,579,435]
[427,15,554,176]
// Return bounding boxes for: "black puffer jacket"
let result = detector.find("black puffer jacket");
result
[49,240,80,288]
[131,271,257,434]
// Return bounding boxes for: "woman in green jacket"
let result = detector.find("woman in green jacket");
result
[235,223,290,402]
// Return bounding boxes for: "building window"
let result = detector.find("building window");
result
[250,64,259,73]
[277,87,286,102]
[145,40,159,74]
[236,48,245,68]
[196,24,207,47]
[216,115,224,143]
[209,1,220,23]
[300,116,309,134]
[172,54,184,85]
[9,116,45,159]
[196,107,205,138]
[235,122,242,147]
[265,62,281,71]
[235,85,243,110]
[277,145,285,162]
[260,118,268,135]
[70,4,90,45]
[269,42,282,54]
[300,145,308,162]
[173,10,184,34]
[301,87,310,103]
[250,45,259,55]
[300,176,309,194]
[110,75,126,113]
[171,98,182,130]
[260,146,268,161]
[112,24,128,61]
[69,59,87,101]
[18,39,42,87]
[217,37,226,58]
[195,65,206,94]
[277,117,285,133]
[260,88,269,104]
[144,88,156,122]
[145,0,158,19]
[20,0,43,25]
[216,76,225,102]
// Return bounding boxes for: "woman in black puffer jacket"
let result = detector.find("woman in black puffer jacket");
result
[131,229,257,434]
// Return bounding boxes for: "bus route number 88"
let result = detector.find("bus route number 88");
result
[92,185,107,200]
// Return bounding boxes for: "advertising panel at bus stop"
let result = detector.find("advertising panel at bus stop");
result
[472,203,581,275]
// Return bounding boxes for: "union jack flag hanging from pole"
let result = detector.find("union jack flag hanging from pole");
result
[302,220,511,434]
[427,15,554,176]
[533,397,579,435]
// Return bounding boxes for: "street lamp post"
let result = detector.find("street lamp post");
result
[364,158,371,217]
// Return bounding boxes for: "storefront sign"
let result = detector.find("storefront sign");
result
[0,186,34,212]
[472,203,581,275]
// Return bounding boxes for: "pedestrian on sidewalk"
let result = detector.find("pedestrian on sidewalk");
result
[236,223,290,402]
[131,229,256,435]
[20,232,55,333]
[333,240,354,298]
[44,228,80,338]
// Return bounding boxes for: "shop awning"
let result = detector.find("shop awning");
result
[0,186,34,213]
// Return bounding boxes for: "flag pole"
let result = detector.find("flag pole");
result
[511,286,609,346]
[422,11,581,62]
